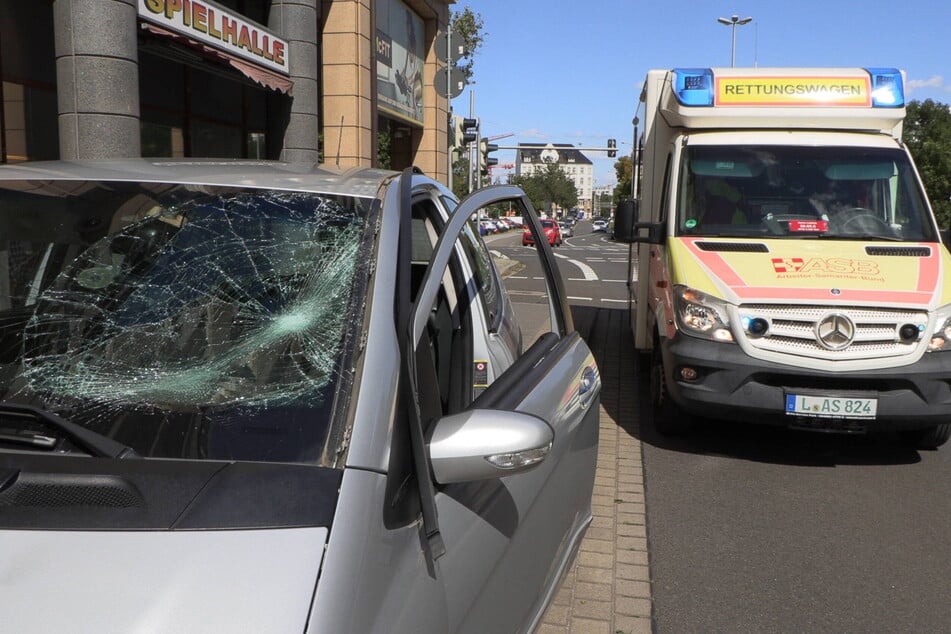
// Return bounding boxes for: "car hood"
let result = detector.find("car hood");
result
[670,237,950,308]
[0,526,327,633]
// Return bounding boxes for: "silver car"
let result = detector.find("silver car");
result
[0,160,600,633]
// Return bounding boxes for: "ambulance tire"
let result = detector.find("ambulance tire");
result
[902,423,951,450]
[648,340,693,436]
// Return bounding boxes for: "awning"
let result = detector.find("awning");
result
[140,22,293,95]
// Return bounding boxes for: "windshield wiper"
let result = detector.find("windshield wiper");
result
[0,403,138,459]
[819,233,904,242]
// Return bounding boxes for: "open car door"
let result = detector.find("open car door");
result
[404,184,600,633]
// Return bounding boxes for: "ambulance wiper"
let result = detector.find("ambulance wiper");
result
[0,403,139,458]
[821,233,903,242]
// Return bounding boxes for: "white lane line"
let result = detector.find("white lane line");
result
[601,298,628,304]
[553,253,599,281]
[568,296,593,301]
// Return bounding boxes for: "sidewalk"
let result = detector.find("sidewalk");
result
[539,305,652,634]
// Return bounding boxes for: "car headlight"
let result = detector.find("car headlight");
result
[673,285,735,343]
[928,305,951,352]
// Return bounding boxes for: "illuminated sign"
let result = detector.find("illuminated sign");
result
[138,0,289,75]
[716,76,871,107]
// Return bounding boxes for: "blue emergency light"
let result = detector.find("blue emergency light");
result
[865,68,904,107]
[672,68,715,106]
[671,67,905,108]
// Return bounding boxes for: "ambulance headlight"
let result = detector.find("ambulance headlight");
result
[927,308,951,352]
[673,285,735,342]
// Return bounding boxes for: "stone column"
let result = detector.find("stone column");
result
[269,0,320,163]
[54,0,140,159]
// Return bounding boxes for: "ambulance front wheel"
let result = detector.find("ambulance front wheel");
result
[902,423,951,450]
[648,338,693,435]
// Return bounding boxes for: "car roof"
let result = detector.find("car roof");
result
[0,159,397,199]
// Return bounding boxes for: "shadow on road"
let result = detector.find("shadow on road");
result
[570,303,923,467]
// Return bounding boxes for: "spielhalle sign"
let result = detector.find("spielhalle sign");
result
[138,0,290,76]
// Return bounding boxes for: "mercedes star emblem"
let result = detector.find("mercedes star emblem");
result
[815,313,855,350]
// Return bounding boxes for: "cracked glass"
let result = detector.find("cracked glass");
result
[0,181,372,464]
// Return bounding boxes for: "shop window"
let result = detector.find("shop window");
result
[248,132,266,159]
[1,81,58,163]
[141,122,185,158]
[191,120,243,158]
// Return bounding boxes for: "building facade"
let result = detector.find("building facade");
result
[0,0,452,182]
[515,142,594,213]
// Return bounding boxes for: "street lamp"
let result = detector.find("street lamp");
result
[717,14,752,67]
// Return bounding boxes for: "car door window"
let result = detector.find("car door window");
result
[442,197,502,330]
[411,195,473,416]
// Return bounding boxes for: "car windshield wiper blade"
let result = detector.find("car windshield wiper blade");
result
[819,233,904,242]
[0,403,138,459]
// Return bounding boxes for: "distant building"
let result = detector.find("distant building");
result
[516,143,594,213]
[591,184,615,218]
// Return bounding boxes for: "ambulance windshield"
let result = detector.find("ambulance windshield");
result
[677,145,937,242]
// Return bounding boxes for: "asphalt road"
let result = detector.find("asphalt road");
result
[489,220,951,633]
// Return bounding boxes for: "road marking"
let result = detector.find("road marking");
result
[601,298,628,304]
[553,253,599,281]
[568,296,593,301]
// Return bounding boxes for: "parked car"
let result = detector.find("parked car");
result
[479,219,498,234]
[523,218,563,247]
[559,221,574,238]
[0,159,599,634]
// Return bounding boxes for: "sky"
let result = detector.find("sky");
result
[451,0,951,187]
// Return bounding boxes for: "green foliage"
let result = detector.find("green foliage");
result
[613,155,634,203]
[452,156,471,199]
[904,100,951,228]
[376,129,392,170]
[450,7,486,84]
[510,160,578,214]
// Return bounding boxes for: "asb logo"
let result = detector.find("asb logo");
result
[771,257,804,273]
[771,257,880,275]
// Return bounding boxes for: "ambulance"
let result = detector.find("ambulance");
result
[614,67,951,448]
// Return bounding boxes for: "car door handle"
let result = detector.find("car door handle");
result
[578,366,598,409]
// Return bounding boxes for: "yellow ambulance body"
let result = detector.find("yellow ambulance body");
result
[620,67,951,447]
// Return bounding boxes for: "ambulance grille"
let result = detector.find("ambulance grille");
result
[737,304,928,361]
[865,246,931,257]
[696,241,769,253]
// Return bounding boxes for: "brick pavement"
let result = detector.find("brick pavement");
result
[538,305,652,634]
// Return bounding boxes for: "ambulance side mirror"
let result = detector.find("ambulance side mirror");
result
[613,199,638,243]
[614,199,663,244]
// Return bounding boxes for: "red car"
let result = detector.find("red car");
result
[522,218,562,247]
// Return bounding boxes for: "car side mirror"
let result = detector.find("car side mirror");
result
[427,410,553,484]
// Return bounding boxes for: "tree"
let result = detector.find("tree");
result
[450,7,486,85]
[451,156,470,200]
[904,99,951,228]
[510,160,577,215]
[613,155,634,203]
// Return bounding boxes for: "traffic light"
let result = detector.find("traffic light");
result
[454,117,478,145]
[450,116,478,161]
[607,138,617,158]
[479,138,498,177]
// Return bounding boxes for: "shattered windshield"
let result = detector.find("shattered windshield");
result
[0,181,372,464]
[676,145,937,242]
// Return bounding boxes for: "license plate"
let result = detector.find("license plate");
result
[785,393,877,419]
